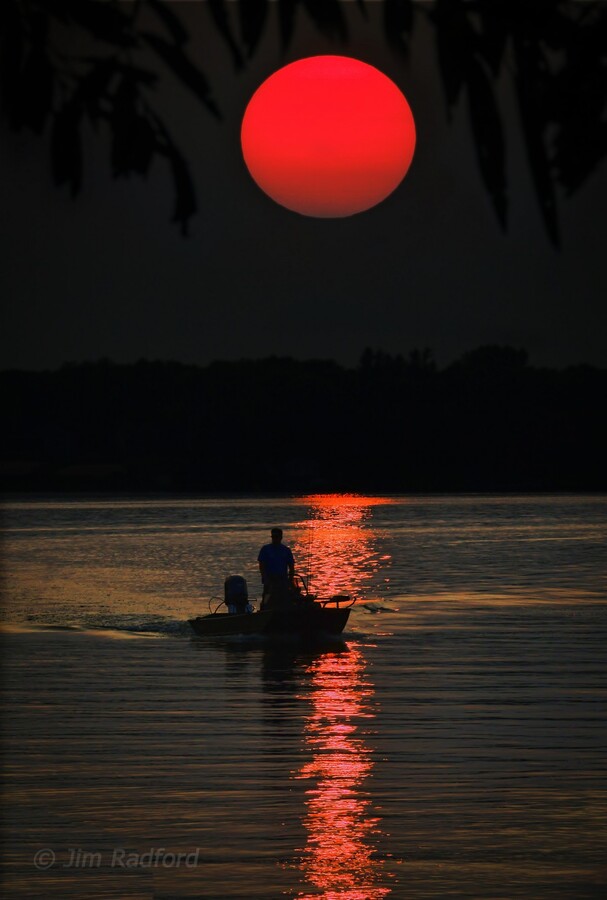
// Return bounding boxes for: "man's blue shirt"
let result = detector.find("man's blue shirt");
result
[258,542,294,580]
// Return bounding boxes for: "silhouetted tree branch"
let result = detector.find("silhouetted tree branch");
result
[1,1,605,241]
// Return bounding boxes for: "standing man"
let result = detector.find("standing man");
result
[258,527,295,608]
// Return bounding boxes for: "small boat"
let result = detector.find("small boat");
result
[189,574,353,639]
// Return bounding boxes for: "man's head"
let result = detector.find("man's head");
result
[271,527,283,543]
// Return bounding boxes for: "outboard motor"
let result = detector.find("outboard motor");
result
[224,575,249,614]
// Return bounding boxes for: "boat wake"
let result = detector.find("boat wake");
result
[3,616,193,639]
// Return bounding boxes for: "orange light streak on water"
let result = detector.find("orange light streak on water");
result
[293,647,392,899]
[295,494,393,601]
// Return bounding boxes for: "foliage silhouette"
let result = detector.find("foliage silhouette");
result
[1,1,605,241]
[2,347,605,493]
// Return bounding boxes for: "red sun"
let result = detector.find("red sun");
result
[241,55,416,218]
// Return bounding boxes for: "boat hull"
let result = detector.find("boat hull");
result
[263,605,350,637]
[189,610,273,637]
[189,604,350,639]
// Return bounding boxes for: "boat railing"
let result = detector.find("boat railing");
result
[316,595,354,609]
[208,596,224,614]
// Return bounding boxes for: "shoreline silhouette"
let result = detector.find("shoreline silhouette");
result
[2,346,605,493]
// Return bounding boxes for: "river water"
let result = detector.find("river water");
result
[1,494,606,898]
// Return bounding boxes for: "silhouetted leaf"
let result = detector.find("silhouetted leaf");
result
[433,0,474,112]
[513,34,560,247]
[277,0,297,51]
[475,2,510,77]
[112,116,157,178]
[555,121,607,196]
[354,0,368,20]
[113,62,158,88]
[141,32,221,119]
[73,58,118,125]
[535,1,573,52]
[147,0,189,47]
[383,0,414,57]
[110,76,137,177]
[166,144,197,235]
[15,37,54,133]
[41,0,71,25]
[108,74,157,178]
[238,0,268,58]
[301,0,347,42]
[550,7,607,193]
[127,116,157,177]
[61,0,135,47]
[0,0,25,118]
[465,57,507,229]
[207,0,244,69]
[51,102,83,195]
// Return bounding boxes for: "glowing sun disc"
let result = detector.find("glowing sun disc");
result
[241,55,416,218]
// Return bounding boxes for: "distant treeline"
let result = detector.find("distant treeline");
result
[1,347,606,492]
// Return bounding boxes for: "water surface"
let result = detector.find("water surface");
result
[1,494,606,898]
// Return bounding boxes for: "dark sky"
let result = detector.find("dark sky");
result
[1,1,605,371]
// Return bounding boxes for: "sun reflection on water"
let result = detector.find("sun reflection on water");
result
[295,494,393,601]
[293,646,391,899]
